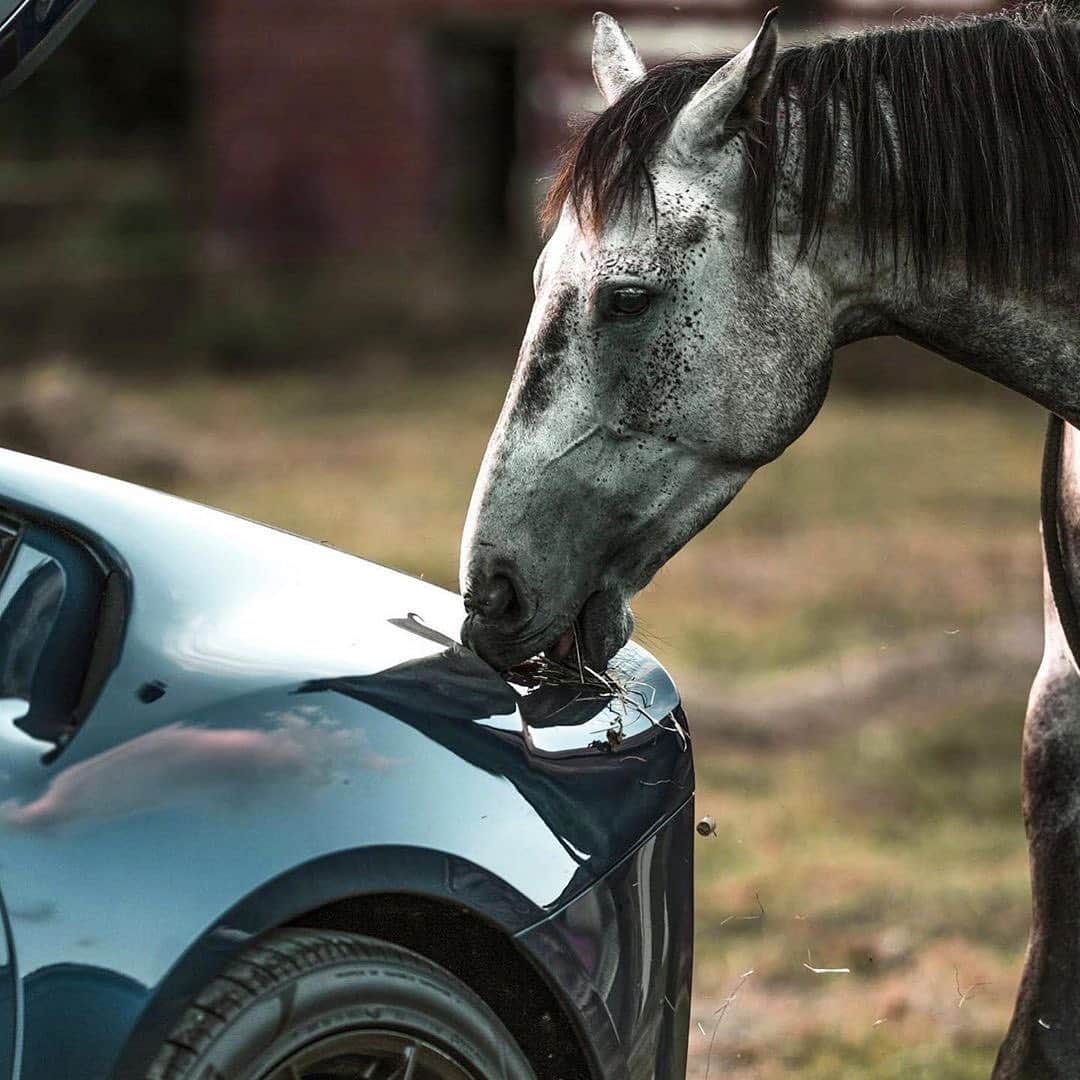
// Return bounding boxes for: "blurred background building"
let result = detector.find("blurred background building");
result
[203,0,991,259]
[0,0,998,376]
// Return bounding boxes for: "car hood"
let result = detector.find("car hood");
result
[0,449,469,686]
[0,449,682,749]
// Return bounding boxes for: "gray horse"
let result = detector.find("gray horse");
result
[459,6,1080,1074]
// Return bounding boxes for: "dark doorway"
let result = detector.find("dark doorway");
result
[432,24,521,247]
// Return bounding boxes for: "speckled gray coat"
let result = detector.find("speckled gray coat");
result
[459,16,1080,1076]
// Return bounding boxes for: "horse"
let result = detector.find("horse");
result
[457,5,1080,1074]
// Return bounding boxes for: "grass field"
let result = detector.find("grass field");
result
[97,357,1048,1077]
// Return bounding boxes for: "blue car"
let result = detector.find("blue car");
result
[0,450,695,1080]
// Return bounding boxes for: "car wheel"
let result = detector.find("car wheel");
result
[146,927,537,1080]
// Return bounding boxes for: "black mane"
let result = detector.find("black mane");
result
[547,4,1080,289]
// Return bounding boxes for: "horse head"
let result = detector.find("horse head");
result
[460,11,836,671]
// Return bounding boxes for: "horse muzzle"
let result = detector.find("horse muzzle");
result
[462,574,633,675]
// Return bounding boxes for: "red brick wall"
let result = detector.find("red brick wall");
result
[201,0,440,258]
[201,0,999,259]
[200,0,743,257]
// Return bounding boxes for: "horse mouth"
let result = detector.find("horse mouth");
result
[545,627,578,663]
[463,589,633,675]
[537,591,634,674]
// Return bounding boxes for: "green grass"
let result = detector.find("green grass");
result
[761,1036,999,1079]
[689,686,1030,1077]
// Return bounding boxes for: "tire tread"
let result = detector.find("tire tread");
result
[146,928,535,1080]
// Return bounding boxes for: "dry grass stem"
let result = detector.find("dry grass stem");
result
[803,948,851,975]
[719,893,766,927]
[954,966,990,1009]
[704,969,756,1080]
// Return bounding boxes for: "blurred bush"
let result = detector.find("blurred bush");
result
[0,358,189,484]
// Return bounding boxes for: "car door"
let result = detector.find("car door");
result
[0,514,119,1079]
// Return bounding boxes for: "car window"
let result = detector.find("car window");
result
[0,520,112,755]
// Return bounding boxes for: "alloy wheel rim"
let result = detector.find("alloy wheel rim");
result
[261,1028,480,1080]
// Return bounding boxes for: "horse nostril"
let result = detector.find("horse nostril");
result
[470,573,518,622]
[464,559,536,630]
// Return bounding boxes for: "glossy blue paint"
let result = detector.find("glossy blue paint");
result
[0,451,695,1079]
[517,801,695,1080]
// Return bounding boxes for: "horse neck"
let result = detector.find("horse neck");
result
[793,72,1080,425]
[828,243,1080,427]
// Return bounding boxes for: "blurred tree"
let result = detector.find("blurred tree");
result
[0,0,192,151]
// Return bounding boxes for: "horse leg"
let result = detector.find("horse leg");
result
[995,423,1080,1079]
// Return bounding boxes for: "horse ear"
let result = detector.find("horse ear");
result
[670,9,779,159]
[592,12,646,107]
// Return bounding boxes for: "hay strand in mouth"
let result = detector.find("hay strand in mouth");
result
[572,622,585,682]
[506,652,611,691]
[506,645,627,698]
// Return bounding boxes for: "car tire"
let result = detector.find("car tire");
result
[146,927,537,1080]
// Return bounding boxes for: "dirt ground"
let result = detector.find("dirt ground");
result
[21,357,1048,1077]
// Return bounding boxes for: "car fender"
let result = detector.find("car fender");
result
[2,675,690,1080]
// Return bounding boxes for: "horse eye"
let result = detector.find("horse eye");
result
[608,287,651,317]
